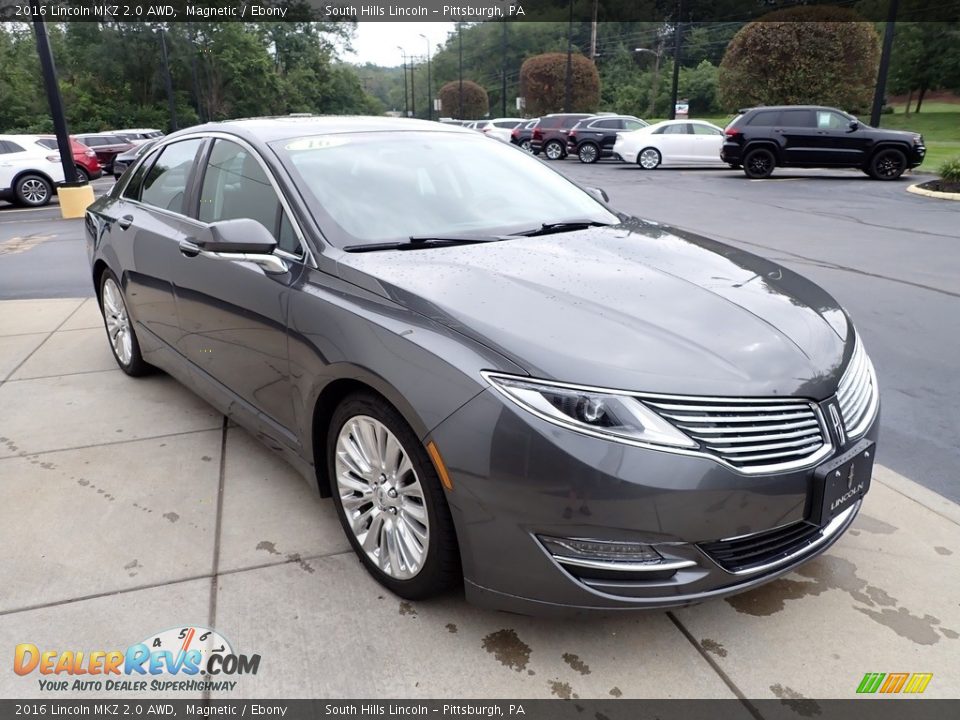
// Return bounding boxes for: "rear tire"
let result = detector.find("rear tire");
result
[743,148,776,179]
[99,270,151,377]
[14,174,53,207]
[75,166,90,184]
[327,392,461,600]
[868,148,907,180]
[638,147,662,170]
[544,140,565,160]
[578,142,600,164]
[520,139,532,152]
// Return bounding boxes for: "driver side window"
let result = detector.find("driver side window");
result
[199,139,303,256]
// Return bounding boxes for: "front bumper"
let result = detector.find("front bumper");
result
[429,387,878,614]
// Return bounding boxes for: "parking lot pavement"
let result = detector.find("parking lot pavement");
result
[1,298,958,700]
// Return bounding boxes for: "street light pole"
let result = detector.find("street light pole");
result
[668,1,684,121]
[410,54,416,119]
[419,33,432,121]
[635,47,662,119]
[397,47,408,117]
[501,19,508,117]
[29,7,77,185]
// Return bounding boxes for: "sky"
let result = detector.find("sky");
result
[343,22,457,67]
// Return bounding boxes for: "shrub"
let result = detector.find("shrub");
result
[438,80,488,120]
[519,53,600,116]
[939,157,960,183]
[718,7,880,113]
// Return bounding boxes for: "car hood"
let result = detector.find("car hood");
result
[336,220,852,399]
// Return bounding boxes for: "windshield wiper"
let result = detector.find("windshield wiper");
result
[344,236,504,252]
[512,220,614,237]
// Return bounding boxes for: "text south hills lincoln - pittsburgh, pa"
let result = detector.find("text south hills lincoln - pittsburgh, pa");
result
[321,4,527,18]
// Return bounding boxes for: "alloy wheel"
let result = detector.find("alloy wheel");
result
[579,144,598,163]
[521,140,532,152]
[748,154,772,176]
[875,152,904,179]
[20,178,49,205]
[639,148,661,170]
[102,278,133,366]
[335,416,430,580]
[545,141,564,160]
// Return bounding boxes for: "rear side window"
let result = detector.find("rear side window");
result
[139,139,203,214]
[780,109,815,128]
[624,119,647,130]
[747,111,780,126]
[656,123,689,135]
[0,140,25,153]
[540,116,562,129]
[36,138,57,150]
[591,119,622,129]
[691,123,722,136]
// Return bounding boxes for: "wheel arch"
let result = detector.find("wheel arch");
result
[308,371,432,498]
[743,140,781,162]
[12,169,57,194]
[869,141,912,159]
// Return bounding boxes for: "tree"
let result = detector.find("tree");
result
[718,8,881,113]
[438,80,488,119]
[519,52,600,115]
[886,22,960,113]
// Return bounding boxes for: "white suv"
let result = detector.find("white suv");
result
[476,118,526,144]
[0,134,66,207]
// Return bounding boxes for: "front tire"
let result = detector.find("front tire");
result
[14,174,53,207]
[99,270,151,376]
[868,148,907,180]
[544,140,565,161]
[328,393,461,600]
[638,147,662,170]
[75,166,90,184]
[743,148,776,179]
[520,139,532,152]
[578,142,600,164]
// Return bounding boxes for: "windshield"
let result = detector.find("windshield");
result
[272,131,618,247]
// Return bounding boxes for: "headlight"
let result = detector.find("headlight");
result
[483,372,697,449]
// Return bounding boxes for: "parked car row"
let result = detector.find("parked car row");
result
[0,128,164,206]
[495,105,925,180]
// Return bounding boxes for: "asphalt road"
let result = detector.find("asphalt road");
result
[1,167,957,503]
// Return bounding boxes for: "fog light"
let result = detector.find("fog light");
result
[539,536,663,565]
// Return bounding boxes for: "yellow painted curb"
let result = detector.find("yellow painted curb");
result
[906,182,960,201]
[56,184,96,218]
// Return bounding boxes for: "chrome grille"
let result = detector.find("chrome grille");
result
[836,336,878,440]
[643,395,829,473]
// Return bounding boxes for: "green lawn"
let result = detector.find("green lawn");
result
[677,106,960,175]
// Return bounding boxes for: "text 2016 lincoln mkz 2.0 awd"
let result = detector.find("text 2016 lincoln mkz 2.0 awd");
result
[86,117,879,613]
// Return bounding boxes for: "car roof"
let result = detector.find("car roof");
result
[162,116,472,144]
[738,105,837,112]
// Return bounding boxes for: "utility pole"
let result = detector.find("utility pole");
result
[668,6,683,121]
[397,47,408,117]
[458,24,464,119]
[563,0,574,112]
[419,33,432,121]
[871,0,900,127]
[501,20,508,116]
[410,55,416,118]
[590,0,598,59]
[29,6,77,185]
[158,26,178,131]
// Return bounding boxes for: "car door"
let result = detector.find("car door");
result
[173,136,308,441]
[814,109,870,165]
[775,109,820,164]
[101,138,206,353]
[689,122,725,164]
[654,122,694,163]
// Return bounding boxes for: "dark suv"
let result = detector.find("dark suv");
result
[531,113,593,160]
[721,105,925,180]
[567,115,648,163]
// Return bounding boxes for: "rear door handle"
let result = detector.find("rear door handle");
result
[116,215,134,230]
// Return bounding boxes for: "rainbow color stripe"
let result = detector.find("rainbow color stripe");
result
[857,672,933,694]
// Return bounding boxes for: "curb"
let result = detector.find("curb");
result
[874,464,960,526]
[906,182,960,201]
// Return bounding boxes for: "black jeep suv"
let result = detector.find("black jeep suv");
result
[721,105,925,180]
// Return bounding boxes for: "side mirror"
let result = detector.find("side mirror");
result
[197,218,277,254]
[847,120,860,132]
[585,187,610,203]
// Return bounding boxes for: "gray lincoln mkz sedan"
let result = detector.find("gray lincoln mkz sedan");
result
[86,117,879,613]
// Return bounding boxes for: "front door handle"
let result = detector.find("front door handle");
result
[179,239,201,257]
[116,215,134,230]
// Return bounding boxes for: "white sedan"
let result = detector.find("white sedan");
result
[613,120,727,169]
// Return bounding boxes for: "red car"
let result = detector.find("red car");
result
[35,136,103,183]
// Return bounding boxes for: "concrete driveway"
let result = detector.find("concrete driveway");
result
[1,297,958,702]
